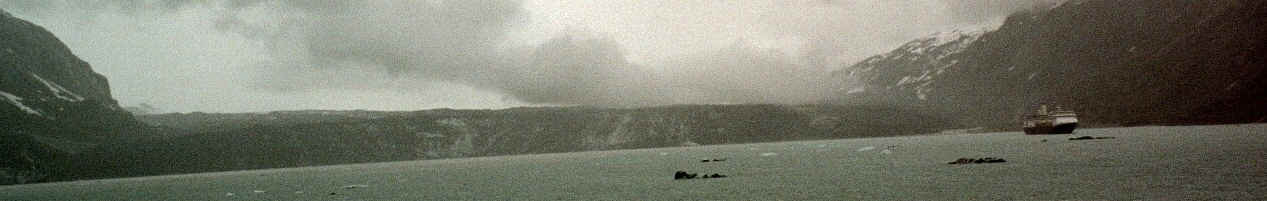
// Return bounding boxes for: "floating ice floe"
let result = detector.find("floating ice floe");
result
[759,152,778,157]
[225,193,234,196]
[880,149,893,154]
[253,190,266,193]
[856,146,876,152]
[658,152,669,156]
[846,87,866,94]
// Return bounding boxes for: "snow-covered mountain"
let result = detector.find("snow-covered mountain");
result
[833,0,1267,128]
[839,28,989,101]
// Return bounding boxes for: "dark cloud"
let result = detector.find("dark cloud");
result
[481,33,660,106]
[138,0,847,106]
[943,0,1068,24]
[222,0,525,92]
[662,40,840,105]
[1,0,1057,111]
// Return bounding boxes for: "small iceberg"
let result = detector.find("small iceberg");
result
[856,146,876,152]
[759,152,778,157]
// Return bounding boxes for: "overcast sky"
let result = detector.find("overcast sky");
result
[1,0,1056,113]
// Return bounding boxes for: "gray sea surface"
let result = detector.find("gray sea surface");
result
[3,124,1266,200]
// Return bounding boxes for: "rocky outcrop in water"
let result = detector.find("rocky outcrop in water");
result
[674,171,726,180]
[1068,136,1115,141]
[948,157,1007,165]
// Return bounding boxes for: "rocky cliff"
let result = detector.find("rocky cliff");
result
[836,0,1267,128]
[1,10,151,184]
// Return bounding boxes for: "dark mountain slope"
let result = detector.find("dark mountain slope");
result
[1,10,153,184]
[838,0,1267,128]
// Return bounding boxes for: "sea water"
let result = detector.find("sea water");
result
[2,124,1265,200]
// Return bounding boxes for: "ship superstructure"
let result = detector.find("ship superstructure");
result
[1023,105,1078,134]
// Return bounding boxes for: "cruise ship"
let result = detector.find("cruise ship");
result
[1023,105,1078,134]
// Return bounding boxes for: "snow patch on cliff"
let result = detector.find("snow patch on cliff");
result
[1,91,44,117]
[30,73,85,102]
[436,118,466,127]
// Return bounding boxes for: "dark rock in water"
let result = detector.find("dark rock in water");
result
[1069,136,1115,141]
[675,171,726,180]
[700,158,727,163]
[977,157,1006,163]
[949,157,1006,164]
[674,171,697,180]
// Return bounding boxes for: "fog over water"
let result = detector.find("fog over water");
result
[1,0,1060,113]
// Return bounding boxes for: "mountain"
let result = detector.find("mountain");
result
[836,28,989,103]
[835,0,1267,129]
[68,104,958,179]
[1,10,152,184]
[135,110,416,135]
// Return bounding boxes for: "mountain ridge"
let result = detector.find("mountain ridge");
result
[834,0,1267,128]
[68,104,960,180]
